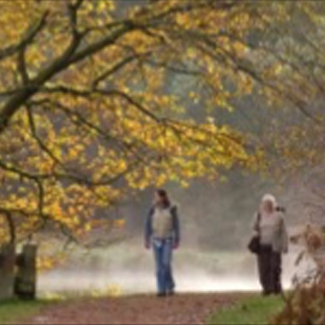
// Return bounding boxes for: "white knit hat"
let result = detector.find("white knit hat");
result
[261,194,277,208]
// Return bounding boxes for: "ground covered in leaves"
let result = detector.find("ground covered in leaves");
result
[22,293,249,325]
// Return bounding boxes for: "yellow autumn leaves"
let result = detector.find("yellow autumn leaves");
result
[0,0,284,247]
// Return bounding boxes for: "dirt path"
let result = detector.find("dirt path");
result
[24,293,249,325]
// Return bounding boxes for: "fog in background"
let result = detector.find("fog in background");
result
[37,27,314,297]
[38,171,310,297]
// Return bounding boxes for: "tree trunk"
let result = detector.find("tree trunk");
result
[0,244,15,300]
[15,244,37,300]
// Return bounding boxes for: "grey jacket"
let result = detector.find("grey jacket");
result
[253,211,289,254]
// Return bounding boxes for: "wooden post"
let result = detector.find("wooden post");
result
[15,244,37,300]
[0,244,15,300]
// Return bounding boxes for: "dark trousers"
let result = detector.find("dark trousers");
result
[257,245,282,295]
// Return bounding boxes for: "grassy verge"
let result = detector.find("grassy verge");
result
[208,295,284,325]
[0,299,54,324]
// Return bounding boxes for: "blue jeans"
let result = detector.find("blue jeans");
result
[153,239,175,294]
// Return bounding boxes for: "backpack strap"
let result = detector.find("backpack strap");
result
[256,212,262,234]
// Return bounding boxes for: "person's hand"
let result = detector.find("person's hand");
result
[145,242,151,250]
[173,242,179,250]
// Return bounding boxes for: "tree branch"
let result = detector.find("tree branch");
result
[1,211,16,244]
[0,22,134,135]
[17,44,30,85]
[67,0,85,40]
[25,104,63,168]
[0,11,49,62]
[92,51,151,89]
[41,85,161,122]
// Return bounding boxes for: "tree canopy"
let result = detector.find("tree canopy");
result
[0,0,323,245]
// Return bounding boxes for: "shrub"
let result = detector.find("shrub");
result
[273,225,325,325]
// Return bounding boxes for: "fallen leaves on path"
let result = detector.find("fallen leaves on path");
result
[24,293,248,325]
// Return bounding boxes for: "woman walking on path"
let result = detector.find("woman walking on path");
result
[145,189,180,297]
[253,194,289,296]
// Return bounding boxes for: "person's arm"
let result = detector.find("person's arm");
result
[252,212,259,234]
[280,216,289,254]
[171,206,180,248]
[145,207,154,248]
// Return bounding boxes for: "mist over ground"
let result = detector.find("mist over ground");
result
[38,173,309,297]
[38,243,304,297]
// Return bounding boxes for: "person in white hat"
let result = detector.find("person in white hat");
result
[253,194,289,296]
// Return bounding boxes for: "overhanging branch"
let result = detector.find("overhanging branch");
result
[0,11,49,62]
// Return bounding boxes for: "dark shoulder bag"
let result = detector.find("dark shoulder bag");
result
[248,213,261,254]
